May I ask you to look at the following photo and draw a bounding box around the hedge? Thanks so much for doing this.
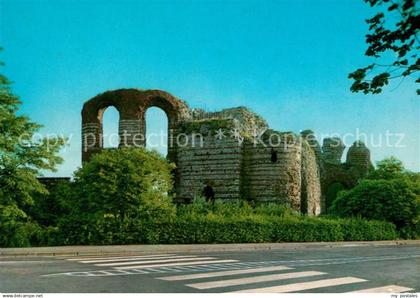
[55,215,398,246]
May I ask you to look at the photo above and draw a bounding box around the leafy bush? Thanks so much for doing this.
[338,217,398,241]
[68,148,176,222]
[0,204,43,247]
[56,207,398,246]
[45,148,176,246]
[27,180,73,227]
[253,203,297,218]
[177,199,296,219]
[177,199,254,219]
[329,179,419,238]
[3,152,408,247]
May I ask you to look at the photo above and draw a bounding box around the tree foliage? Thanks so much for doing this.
[349,0,419,94]
[367,156,420,191]
[329,179,419,237]
[69,148,176,222]
[27,180,72,227]
[0,54,66,246]
[330,157,420,238]
[54,148,176,245]
[368,156,406,179]
[0,67,66,208]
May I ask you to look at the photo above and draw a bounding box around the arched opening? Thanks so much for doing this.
[145,107,168,157]
[325,182,346,210]
[102,106,120,148]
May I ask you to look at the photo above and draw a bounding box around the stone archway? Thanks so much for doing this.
[81,89,191,163]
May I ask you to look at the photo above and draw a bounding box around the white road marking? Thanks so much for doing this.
[349,285,414,293]
[67,254,176,261]
[250,255,420,265]
[230,277,367,293]
[159,265,292,281]
[187,271,327,290]
[95,270,117,276]
[0,261,58,264]
[81,255,197,264]
[97,257,217,267]
[115,259,239,269]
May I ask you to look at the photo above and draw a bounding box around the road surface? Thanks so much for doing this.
[0,244,419,293]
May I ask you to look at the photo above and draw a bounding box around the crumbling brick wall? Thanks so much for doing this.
[176,132,243,202]
[300,140,321,215]
[242,131,302,210]
[81,88,372,215]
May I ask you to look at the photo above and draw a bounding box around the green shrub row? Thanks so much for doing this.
[53,215,398,246]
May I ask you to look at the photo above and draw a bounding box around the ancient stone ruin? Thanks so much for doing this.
[81,88,373,214]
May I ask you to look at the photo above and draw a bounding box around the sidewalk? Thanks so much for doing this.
[1,240,419,256]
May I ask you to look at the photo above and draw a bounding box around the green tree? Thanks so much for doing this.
[70,148,176,222]
[57,148,176,245]
[367,157,420,192]
[27,180,73,227]
[0,55,66,246]
[329,179,419,238]
[349,0,419,95]
[0,204,33,247]
[368,156,406,179]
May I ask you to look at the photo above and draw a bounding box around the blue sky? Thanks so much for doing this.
[0,0,419,176]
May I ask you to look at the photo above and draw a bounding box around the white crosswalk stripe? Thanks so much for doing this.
[187,271,327,290]
[67,254,176,261]
[66,254,238,271]
[115,259,239,270]
[158,265,292,281]
[156,264,405,293]
[349,285,414,293]
[96,256,214,267]
[230,277,367,293]
[78,255,188,263]
[61,254,415,293]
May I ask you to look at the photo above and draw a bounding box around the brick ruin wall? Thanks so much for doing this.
[242,136,302,209]
[176,126,321,215]
[81,89,372,215]
[176,134,243,201]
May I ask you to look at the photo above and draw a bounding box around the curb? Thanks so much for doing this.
[1,240,419,257]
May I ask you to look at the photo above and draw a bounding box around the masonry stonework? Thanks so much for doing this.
[81,89,372,214]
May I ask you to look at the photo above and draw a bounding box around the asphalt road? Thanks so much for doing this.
[0,244,419,293]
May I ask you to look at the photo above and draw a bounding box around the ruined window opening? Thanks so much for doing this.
[102,106,120,148]
[271,149,278,163]
[203,185,215,203]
